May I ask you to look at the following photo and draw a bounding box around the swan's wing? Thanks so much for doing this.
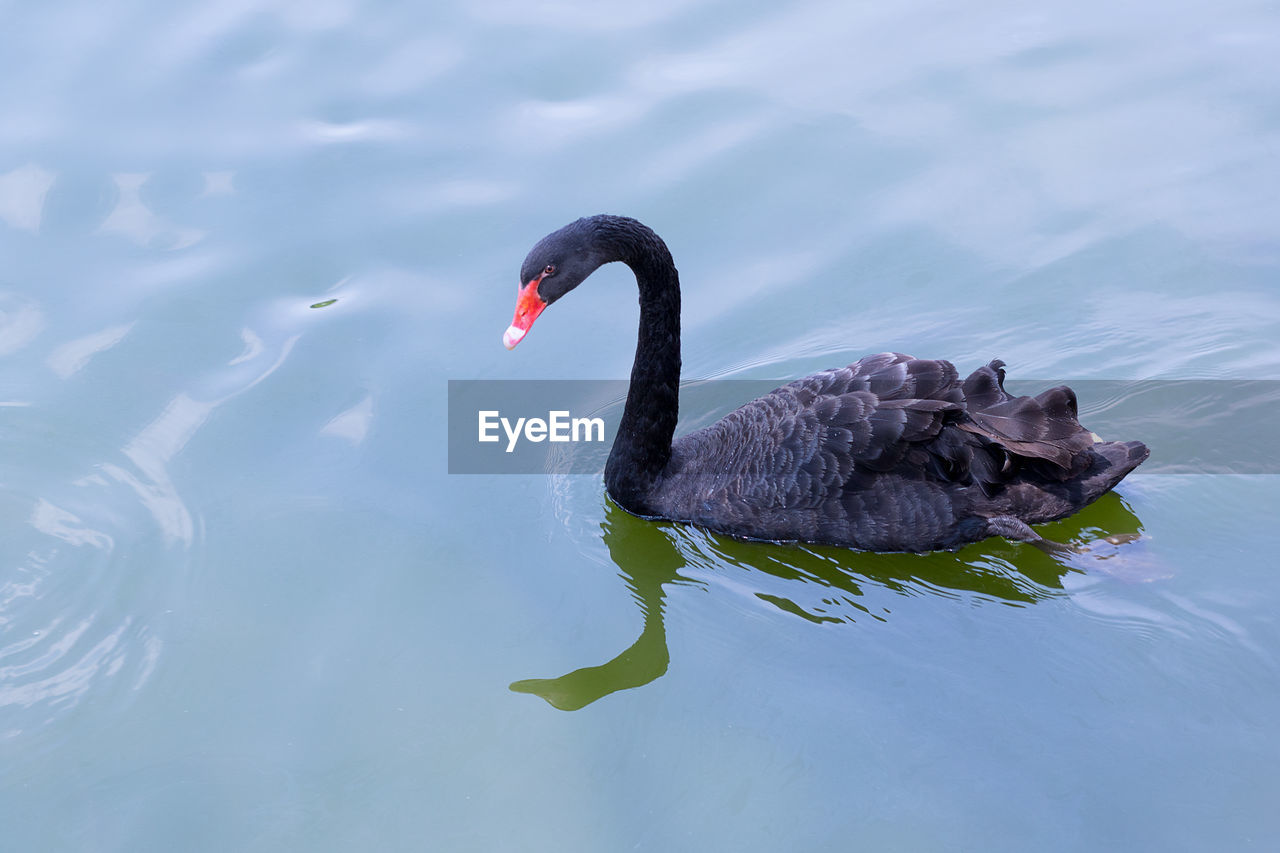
[957,360,1096,471]
[673,353,966,508]
[811,354,1097,476]
[672,353,1098,510]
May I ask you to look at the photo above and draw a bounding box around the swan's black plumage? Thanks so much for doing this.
[508,214,1148,552]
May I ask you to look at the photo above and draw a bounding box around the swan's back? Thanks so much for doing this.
[652,352,1148,551]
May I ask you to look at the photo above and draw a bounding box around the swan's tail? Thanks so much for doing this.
[1078,439,1150,503]
[955,361,1149,506]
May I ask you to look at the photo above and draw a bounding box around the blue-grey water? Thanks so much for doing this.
[3,1,1279,850]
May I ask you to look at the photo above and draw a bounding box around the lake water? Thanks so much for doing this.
[3,1,1279,850]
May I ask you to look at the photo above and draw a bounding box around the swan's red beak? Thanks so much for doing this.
[503,276,548,349]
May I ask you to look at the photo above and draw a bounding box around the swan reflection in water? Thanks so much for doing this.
[511,494,1151,711]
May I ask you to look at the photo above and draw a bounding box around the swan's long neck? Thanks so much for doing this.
[602,222,681,513]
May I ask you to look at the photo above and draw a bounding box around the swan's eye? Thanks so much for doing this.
[542,264,556,277]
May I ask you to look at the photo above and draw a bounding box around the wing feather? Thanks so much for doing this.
[671,353,1100,513]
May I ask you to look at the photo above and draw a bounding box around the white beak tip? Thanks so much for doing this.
[503,325,526,350]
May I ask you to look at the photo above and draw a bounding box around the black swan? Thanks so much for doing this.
[503,215,1148,553]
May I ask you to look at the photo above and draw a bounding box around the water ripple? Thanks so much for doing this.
[0,277,315,735]
[0,458,183,730]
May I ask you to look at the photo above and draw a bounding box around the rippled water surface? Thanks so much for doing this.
[3,1,1279,849]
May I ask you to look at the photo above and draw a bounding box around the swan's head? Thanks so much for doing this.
[504,217,612,349]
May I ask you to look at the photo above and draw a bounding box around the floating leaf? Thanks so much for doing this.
[310,298,338,309]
